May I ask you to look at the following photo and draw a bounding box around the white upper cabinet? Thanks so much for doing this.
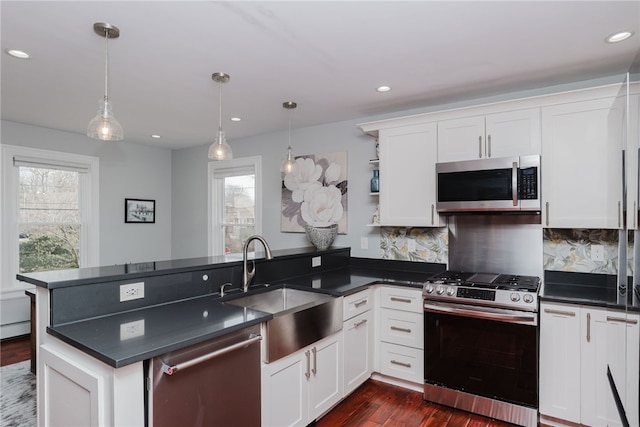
[437,108,541,162]
[378,123,444,227]
[541,96,623,228]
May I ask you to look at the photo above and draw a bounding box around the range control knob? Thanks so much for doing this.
[510,293,521,302]
[446,286,456,296]
[436,285,445,295]
[424,284,434,294]
[523,294,534,304]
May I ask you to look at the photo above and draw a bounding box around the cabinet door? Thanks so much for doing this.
[262,350,308,427]
[581,308,639,427]
[626,93,639,230]
[378,123,443,226]
[542,97,623,228]
[343,310,373,396]
[539,303,581,423]
[309,333,343,421]
[437,115,486,162]
[485,108,541,158]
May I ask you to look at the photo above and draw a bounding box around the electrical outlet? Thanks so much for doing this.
[312,256,321,268]
[361,237,369,250]
[120,319,145,340]
[120,282,144,302]
[591,244,605,261]
[407,239,416,252]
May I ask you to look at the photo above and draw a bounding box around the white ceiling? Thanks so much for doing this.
[1,1,639,150]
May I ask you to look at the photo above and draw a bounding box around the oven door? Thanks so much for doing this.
[423,301,538,408]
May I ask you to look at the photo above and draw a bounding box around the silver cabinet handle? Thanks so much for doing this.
[390,360,411,368]
[487,134,492,158]
[305,350,311,379]
[162,334,261,375]
[512,161,518,206]
[478,136,483,158]
[431,204,435,225]
[390,326,411,333]
[354,299,368,308]
[545,202,550,226]
[634,201,637,229]
[607,316,638,325]
[390,297,412,304]
[618,201,622,228]
[587,312,591,343]
[354,319,368,328]
[311,347,317,376]
[544,308,576,317]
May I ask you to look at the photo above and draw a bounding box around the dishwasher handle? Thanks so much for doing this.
[162,333,262,376]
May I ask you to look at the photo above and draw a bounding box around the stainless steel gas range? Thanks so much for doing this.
[422,270,541,427]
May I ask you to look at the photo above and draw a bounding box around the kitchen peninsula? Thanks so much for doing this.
[18,247,445,426]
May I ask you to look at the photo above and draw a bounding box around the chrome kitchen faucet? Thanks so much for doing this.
[242,235,273,292]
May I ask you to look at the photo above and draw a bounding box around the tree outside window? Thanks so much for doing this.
[18,167,80,273]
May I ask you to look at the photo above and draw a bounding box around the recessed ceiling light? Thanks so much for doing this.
[376,86,391,93]
[230,117,241,122]
[151,134,161,139]
[606,31,634,43]
[5,49,31,59]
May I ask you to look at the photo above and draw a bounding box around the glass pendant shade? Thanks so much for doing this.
[87,97,124,141]
[282,145,295,174]
[208,129,233,160]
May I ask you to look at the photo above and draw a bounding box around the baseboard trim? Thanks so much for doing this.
[0,322,30,340]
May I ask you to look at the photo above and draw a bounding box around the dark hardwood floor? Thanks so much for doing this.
[316,379,515,427]
[1,336,515,426]
[1,334,30,366]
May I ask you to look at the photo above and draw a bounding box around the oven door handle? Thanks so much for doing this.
[424,302,537,325]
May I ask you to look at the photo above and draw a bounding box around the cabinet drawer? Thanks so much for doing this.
[379,341,423,384]
[343,289,372,321]
[380,308,423,349]
[379,286,422,313]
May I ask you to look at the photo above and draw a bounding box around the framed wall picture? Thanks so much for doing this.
[125,198,155,223]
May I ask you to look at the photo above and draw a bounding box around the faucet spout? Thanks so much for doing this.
[242,235,273,292]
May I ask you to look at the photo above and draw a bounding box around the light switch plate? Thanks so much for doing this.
[361,237,368,250]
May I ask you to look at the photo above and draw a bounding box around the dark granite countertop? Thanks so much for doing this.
[46,262,445,368]
[540,270,640,313]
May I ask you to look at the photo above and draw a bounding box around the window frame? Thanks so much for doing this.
[207,156,262,256]
[1,145,100,292]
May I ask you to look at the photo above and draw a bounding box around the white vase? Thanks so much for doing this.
[305,224,338,250]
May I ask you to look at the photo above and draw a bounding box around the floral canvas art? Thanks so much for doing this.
[281,151,348,233]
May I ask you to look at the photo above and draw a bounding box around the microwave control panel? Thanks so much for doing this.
[518,167,538,199]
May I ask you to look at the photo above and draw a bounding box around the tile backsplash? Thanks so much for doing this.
[380,227,448,263]
[543,229,622,274]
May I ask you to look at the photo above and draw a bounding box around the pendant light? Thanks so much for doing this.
[281,101,297,174]
[87,22,124,141]
[208,72,233,160]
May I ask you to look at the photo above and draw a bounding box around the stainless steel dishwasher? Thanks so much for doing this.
[147,324,262,426]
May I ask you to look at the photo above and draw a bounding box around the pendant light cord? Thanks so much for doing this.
[103,29,109,100]
[218,80,223,133]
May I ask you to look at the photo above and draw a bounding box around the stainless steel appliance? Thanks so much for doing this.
[147,325,262,427]
[423,270,540,427]
[436,155,540,213]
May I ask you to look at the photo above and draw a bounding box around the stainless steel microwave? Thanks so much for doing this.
[436,155,541,213]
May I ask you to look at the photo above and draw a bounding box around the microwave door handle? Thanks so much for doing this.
[512,161,518,206]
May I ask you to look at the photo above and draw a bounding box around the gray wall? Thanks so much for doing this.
[171,118,383,259]
[1,120,173,265]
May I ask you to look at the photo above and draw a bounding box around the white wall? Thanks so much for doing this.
[1,120,173,265]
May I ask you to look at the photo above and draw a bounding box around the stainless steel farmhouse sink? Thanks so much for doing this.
[225,287,343,362]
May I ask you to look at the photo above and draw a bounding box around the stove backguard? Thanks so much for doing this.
[448,214,543,279]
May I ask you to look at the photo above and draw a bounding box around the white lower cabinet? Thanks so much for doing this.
[343,289,374,395]
[376,286,424,385]
[540,302,639,426]
[261,332,343,427]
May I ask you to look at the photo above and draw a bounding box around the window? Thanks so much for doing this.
[208,156,262,256]
[1,145,99,290]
